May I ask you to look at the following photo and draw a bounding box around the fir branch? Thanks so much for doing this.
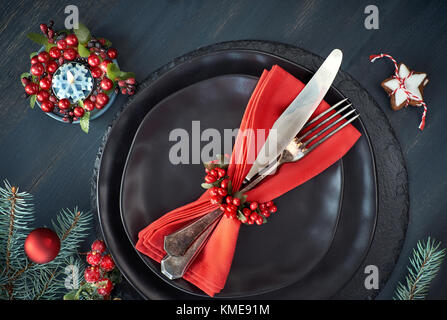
[394,237,445,300]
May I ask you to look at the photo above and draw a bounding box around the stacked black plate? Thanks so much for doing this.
[94,41,408,299]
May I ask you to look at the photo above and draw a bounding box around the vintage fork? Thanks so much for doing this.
[161,98,359,279]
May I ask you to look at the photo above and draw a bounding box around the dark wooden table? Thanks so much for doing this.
[1,0,446,299]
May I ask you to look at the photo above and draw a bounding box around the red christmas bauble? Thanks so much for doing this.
[24,228,60,264]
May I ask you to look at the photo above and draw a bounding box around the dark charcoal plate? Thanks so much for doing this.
[120,74,346,297]
[97,45,381,299]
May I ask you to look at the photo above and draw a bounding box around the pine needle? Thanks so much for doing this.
[394,237,445,300]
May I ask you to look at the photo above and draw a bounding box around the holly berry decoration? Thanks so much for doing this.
[201,155,278,225]
[82,239,119,298]
[22,20,137,133]
[24,227,61,264]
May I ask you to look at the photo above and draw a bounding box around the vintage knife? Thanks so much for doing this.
[161,49,343,280]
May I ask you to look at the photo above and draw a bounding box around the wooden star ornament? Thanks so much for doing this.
[381,63,429,111]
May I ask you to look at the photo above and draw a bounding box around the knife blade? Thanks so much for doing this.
[244,49,343,182]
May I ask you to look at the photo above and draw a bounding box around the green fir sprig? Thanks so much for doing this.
[394,237,445,300]
[0,180,92,300]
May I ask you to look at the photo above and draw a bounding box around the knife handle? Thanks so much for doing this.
[164,208,224,256]
[161,217,220,280]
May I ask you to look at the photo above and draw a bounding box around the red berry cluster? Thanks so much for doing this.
[22,20,137,124]
[83,239,116,297]
[202,159,278,225]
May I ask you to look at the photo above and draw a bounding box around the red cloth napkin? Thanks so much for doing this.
[136,65,361,296]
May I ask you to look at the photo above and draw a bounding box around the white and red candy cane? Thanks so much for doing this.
[370,53,428,130]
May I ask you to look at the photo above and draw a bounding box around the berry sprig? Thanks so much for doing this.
[22,21,137,133]
[201,155,278,225]
[64,239,121,300]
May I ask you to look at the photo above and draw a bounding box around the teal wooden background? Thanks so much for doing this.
[1,0,446,299]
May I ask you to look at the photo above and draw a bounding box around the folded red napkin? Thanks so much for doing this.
[136,65,361,296]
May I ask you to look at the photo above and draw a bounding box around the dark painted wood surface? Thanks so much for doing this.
[0,0,446,299]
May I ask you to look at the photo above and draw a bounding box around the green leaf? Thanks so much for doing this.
[106,63,135,81]
[29,52,38,59]
[80,111,90,134]
[26,32,48,45]
[63,290,78,300]
[237,210,247,223]
[73,22,91,45]
[77,43,90,57]
[262,216,267,224]
[29,95,36,109]
[201,183,214,190]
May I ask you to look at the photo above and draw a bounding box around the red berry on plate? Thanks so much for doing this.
[46,60,58,74]
[65,34,78,46]
[259,203,266,211]
[63,48,77,61]
[97,278,113,296]
[210,195,223,204]
[87,54,101,67]
[37,51,50,64]
[249,202,258,211]
[100,78,113,91]
[84,266,100,283]
[36,90,50,102]
[40,101,54,112]
[225,196,233,204]
[107,48,118,59]
[247,219,254,225]
[268,205,277,213]
[204,174,217,184]
[217,168,226,178]
[57,39,67,50]
[91,239,107,253]
[209,169,218,177]
[99,60,112,73]
[91,66,103,78]
[30,56,39,65]
[265,201,274,207]
[219,204,227,212]
[58,98,70,110]
[250,212,259,221]
[232,198,241,206]
[262,210,271,218]
[24,83,39,95]
[49,47,61,59]
[86,250,101,266]
[209,187,219,197]
[30,62,44,76]
[39,77,52,90]
[98,38,106,46]
[73,106,85,118]
[242,208,251,216]
[96,92,109,106]
[83,99,95,111]
[220,179,229,189]
[100,254,115,272]
[218,187,228,197]
[255,217,264,225]
[96,103,104,109]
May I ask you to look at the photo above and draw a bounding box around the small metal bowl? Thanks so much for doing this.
[35,46,118,124]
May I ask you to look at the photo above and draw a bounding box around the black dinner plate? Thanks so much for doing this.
[97,47,377,299]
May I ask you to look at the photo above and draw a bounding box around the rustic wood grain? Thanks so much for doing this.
[0,0,446,299]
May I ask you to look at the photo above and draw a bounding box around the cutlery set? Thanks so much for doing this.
[160,49,361,280]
